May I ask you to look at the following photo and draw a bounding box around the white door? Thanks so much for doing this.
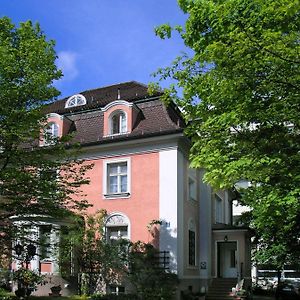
[218,242,238,278]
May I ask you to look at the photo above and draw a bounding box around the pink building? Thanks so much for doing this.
[12,81,251,298]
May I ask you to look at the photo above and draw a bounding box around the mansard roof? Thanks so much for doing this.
[45,81,185,146]
[45,81,161,115]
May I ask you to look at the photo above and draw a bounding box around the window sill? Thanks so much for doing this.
[188,197,198,203]
[103,132,129,138]
[187,265,198,270]
[104,192,130,199]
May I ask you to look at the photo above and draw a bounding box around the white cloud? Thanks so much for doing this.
[56,51,79,82]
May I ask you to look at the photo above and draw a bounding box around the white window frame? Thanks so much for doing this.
[109,110,127,135]
[109,285,125,295]
[65,94,86,108]
[105,213,131,243]
[103,158,131,198]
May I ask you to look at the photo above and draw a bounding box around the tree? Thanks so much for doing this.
[62,210,129,296]
[154,0,300,272]
[0,17,91,257]
[61,211,178,299]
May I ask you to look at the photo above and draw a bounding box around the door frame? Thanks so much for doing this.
[216,240,239,278]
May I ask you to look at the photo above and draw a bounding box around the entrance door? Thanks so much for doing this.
[218,241,238,278]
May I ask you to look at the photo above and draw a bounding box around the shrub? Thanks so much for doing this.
[0,287,13,300]
[90,294,138,300]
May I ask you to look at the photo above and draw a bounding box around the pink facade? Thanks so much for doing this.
[83,152,160,243]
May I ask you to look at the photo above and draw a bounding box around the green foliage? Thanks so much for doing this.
[90,294,138,300]
[0,17,92,262]
[62,213,178,298]
[155,0,300,270]
[0,288,12,300]
[61,210,130,295]
[127,241,178,300]
[13,268,44,287]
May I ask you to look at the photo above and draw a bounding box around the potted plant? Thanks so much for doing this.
[13,268,44,299]
[50,285,62,296]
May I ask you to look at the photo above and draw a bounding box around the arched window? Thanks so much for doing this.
[188,219,196,266]
[44,122,59,145]
[110,111,127,135]
[105,214,129,244]
[65,94,86,108]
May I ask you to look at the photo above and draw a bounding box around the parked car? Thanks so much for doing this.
[275,282,300,300]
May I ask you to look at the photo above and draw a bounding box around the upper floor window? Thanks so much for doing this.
[107,162,127,194]
[103,158,130,198]
[110,111,127,135]
[215,195,224,224]
[188,177,196,201]
[44,122,59,145]
[65,94,86,108]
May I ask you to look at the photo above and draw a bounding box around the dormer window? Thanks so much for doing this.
[65,94,86,108]
[44,122,59,145]
[110,111,127,135]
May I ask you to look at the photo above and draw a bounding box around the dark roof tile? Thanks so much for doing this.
[45,81,184,146]
[44,81,162,115]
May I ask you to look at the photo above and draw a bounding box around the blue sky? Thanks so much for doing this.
[1,0,187,99]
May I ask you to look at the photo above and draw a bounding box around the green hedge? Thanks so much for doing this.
[90,294,139,300]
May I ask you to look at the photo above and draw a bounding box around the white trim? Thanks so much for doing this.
[46,113,63,120]
[75,132,185,158]
[215,239,239,278]
[65,94,87,108]
[102,100,133,112]
[159,149,178,273]
[103,157,131,199]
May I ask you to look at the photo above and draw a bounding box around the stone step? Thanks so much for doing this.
[206,278,236,300]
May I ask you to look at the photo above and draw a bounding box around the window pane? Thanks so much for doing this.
[52,124,59,137]
[40,225,51,259]
[112,115,120,134]
[109,164,118,175]
[189,178,196,201]
[120,164,127,173]
[120,175,127,192]
[215,196,223,223]
[189,230,196,266]
[109,176,118,193]
[106,161,128,194]
[120,113,126,133]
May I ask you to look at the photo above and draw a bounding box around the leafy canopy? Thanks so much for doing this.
[0,17,91,247]
[155,0,300,269]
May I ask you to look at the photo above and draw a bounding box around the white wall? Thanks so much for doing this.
[159,149,178,273]
[199,170,213,279]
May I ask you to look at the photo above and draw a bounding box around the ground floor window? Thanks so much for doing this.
[188,219,196,266]
[105,214,129,244]
[109,285,125,295]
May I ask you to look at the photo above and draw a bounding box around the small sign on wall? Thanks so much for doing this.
[200,261,207,269]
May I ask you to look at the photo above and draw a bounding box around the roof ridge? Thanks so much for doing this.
[78,80,147,95]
